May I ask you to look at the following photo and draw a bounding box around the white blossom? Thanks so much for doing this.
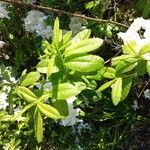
[144,89,150,99]
[77,122,92,134]
[24,10,53,39]
[14,107,25,122]
[0,2,10,19]
[60,96,82,126]
[118,17,150,60]
[0,41,5,48]
[69,17,87,35]
[0,92,8,110]
[132,100,139,111]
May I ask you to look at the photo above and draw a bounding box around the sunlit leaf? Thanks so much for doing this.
[111,78,122,105]
[21,72,40,86]
[53,100,68,117]
[50,82,86,100]
[147,60,150,76]
[64,38,103,56]
[96,79,115,93]
[65,55,104,72]
[139,43,150,55]
[71,29,91,44]
[38,102,61,119]
[121,77,132,100]
[34,108,43,143]
[36,59,58,74]
[16,86,38,102]
[100,67,116,79]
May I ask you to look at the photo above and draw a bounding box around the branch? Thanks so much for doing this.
[1,0,129,28]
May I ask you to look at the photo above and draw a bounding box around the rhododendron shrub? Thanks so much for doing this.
[0,0,150,149]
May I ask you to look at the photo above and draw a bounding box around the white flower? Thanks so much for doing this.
[60,96,82,126]
[24,10,45,32]
[118,17,150,60]
[77,122,92,134]
[0,2,10,19]
[14,107,25,122]
[69,17,87,35]
[0,92,8,110]
[0,41,5,48]
[24,10,53,39]
[144,89,150,99]
[132,100,139,111]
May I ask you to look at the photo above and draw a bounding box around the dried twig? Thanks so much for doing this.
[1,0,129,28]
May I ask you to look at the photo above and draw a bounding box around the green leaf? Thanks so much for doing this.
[142,0,150,18]
[38,102,61,119]
[115,59,138,75]
[16,86,38,102]
[53,17,61,48]
[100,67,116,79]
[64,38,103,56]
[112,55,133,66]
[111,78,122,105]
[21,72,40,86]
[86,71,103,81]
[53,100,68,117]
[135,60,147,76]
[47,56,55,78]
[121,77,132,100]
[50,82,86,100]
[139,43,150,55]
[62,31,72,44]
[34,108,43,143]
[96,79,115,93]
[65,55,104,72]
[85,1,94,9]
[71,29,91,44]
[122,41,138,55]
[147,60,150,76]
[36,59,59,74]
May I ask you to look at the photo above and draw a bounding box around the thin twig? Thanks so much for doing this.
[1,0,129,28]
[138,78,150,99]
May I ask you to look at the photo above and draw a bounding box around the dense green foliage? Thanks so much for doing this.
[0,0,150,149]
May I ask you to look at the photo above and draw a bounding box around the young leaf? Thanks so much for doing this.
[50,82,86,100]
[147,60,150,76]
[121,77,132,100]
[139,43,150,55]
[53,17,61,48]
[34,108,43,143]
[47,55,55,79]
[53,100,68,117]
[135,60,147,76]
[115,59,137,75]
[62,31,72,44]
[100,67,116,79]
[64,55,104,72]
[38,102,61,119]
[21,72,40,86]
[122,41,138,55]
[96,79,115,93]
[111,78,122,106]
[16,86,38,102]
[64,38,103,56]
[111,55,133,66]
[36,59,59,74]
[71,29,91,44]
